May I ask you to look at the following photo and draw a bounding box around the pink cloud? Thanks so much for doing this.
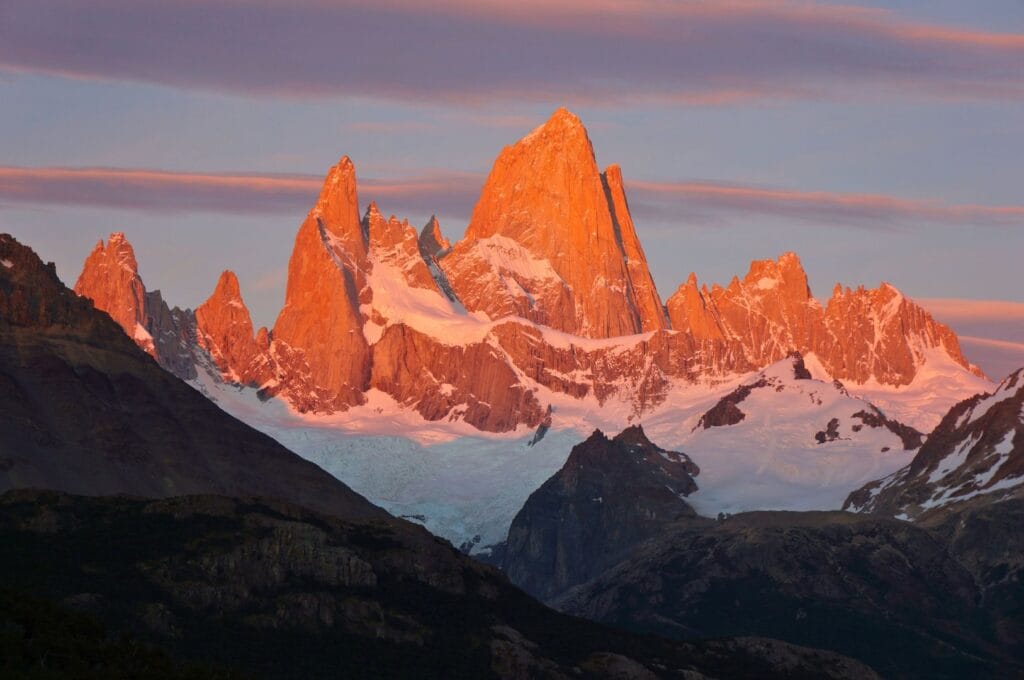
[0,165,480,218]
[914,298,1024,379]
[915,298,1024,322]
[961,336,1024,352]
[3,165,1024,233]
[1,0,1022,103]
[627,180,1024,228]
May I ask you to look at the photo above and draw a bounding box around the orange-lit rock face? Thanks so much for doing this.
[666,274,725,342]
[74,233,150,351]
[666,253,979,387]
[709,252,820,366]
[441,108,665,338]
[271,157,370,410]
[74,232,197,379]
[194,270,268,386]
[601,164,667,333]
[69,111,983,434]
[819,282,974,385]
[365,204,438,292]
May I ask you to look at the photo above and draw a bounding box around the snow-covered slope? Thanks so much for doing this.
[817,347,992,432]
[64,108,997,553]
[640,355,924,518]
[846,367,1024,520]
[192,353,936,552]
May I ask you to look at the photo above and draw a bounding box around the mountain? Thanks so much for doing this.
[72,112,983,437]
[492,425,701,601]
[4,233,887,678]
[490,374,925,602]
[552,510,1015,680]
[692,353,921,450]
[0,232,381,521]
[194,269,272,386]
[441,108,667,338]
[74,232,198,380]
[845,367,1024,519]
[270,156,372,411]
[490,422,1018,677]
[666,255,982,388]
[0,490,877,680]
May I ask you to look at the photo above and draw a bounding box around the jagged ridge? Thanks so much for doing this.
[70,109,983,433]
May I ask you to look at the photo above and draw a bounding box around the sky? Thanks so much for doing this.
[1,0,1023,377]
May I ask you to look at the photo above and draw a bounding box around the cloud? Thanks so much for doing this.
[627,181,1024,229]
[961,336,1024,352]
[914,298,1024,379]
[0,165,481,221]
[958,336,1024,382]
[913,298,1024,322]
[4,165,1024,233]
[2,1,1023,104]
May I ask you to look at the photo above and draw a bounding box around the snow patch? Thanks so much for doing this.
[133,323,153,343]
[971,430,1016,488]
[842,347,992,431]
[928,434,980,484]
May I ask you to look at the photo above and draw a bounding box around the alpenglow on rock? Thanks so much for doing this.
[71,109,984,434]
[74,233,197,379]
[440,107,667,338]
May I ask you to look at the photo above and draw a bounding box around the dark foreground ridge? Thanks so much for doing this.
[495,421,1024,679]
[0,232,382,521]
[0,490,876,679]
[0,233,878,677]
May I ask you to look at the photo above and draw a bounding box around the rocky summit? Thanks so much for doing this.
[73,110,982,435]
[492,425,702,601]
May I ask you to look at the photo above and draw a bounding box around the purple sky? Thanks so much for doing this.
[1,0,1022,377]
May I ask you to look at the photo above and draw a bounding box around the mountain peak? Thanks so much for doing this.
[195,269,266,386]
[95,231,139,274]
[510,106,593,163]
[419,215,450,258]
[739,252,811,304]
[213,269,242,300]
[74,232,148,341]
[313,156,363,246]
[533,106,585,135]
[449,109,663,338]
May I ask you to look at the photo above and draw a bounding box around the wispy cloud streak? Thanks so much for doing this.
[1,1,1023,103]
[916,298,1024,322]
[0,166,480,219]
[628,181,1024,229]
[3,166,1024,231]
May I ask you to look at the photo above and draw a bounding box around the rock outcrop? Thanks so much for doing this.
[74,233,197,379]
[441,108,667,338]
[194,270,270,386]
[270,157,371,410]
[666,254,981,387]
[494,426,701,601]
[0,490,878,680]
